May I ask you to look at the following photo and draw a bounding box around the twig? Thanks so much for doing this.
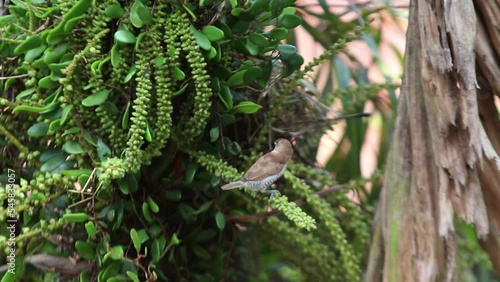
[226,185,348,222]
[0,74,29,80]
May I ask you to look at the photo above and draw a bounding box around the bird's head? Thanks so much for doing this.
[273,138,293,155]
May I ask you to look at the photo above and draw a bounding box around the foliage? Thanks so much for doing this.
[0,0,398,281]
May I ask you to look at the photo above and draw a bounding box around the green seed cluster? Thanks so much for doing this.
[284,171,361,281]
[124,33,154,172]
[0,172,73,221]
[290,161,372,254]
[262,218,340,280]
[268,194,317,231]
[98,157,126,186]
[190,150,243,181]
[143,2,175,159]
[175,9,213,144]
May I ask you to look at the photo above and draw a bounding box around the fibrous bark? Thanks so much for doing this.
[365,0,500,281]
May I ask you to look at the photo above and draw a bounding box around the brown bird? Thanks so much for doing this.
[221,139,293,199]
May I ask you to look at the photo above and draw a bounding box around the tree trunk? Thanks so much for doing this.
[365,0,500,281]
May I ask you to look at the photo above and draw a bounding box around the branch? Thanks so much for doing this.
[226,185,348,222]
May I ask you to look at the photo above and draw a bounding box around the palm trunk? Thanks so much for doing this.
[365,0,500,281]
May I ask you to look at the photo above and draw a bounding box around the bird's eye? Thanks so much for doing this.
[274,140,279,146]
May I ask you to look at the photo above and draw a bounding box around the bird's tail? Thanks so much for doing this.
[221,181,244,190]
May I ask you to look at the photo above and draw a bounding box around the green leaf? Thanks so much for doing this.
[136,1,152,25]
[278,44,297,55]
[129,2,143,28]
[103,245,124,262]
[126,271,140,282]
[233,101,262,114]
[191,244,210,260]
[210,127,219,142]
[249,0,269,15]
[63,213,89,223]
[281,6,296,15]
[202,25,225,41]
[40,149,64,162]
[1,268,16,282]
[14,35,41,55]
[123,65,137,83]
[226,70,246,87]
[190,25,211,51]
[122,101,131,129]
[243,66,263,84]
[215,211,226,230]
[0,15,14,26]
[85,221,97,237]
[60,104,73,125]
[173,67,186,80]
[27,122,49,137]
[38,76,60,89]
[218,86,233,110]
[249,33,269,47]
[130,228,141,253]
[170,233,180,246]
[40,152,67,172]
[282,53,304,75]
[245,39,259,56]
[16,88,36,100]
[229,0,237,8]
[25,44,46,62]
[181,3,197,20]
[165,190,182,201]
[13,103,58,114]
[78,174,90,187]
[184,162,197,184]
[62,141,85,154]
[267,28,288,40]
[105,4,125,19]
[193,201,213,215]
[114,30,136,44]
[46,23,67,45]
[43,43,69,64]
[154,56,167,67]
[75,241,95,260]
[82,129,97,146]
[280,14,302,29]
[96,138,111,161]
[147,196,159,213]
[111,44,120,68]
[48,119,63,133]
[172,84,189,96]
[151,236,167,263]
[82,90,110,107]
[145,121,153,142]
[142,202,153,222]
[64,0,91,20]
[207,46,217,59]
[135,33,146,51]
[64,14,87,32]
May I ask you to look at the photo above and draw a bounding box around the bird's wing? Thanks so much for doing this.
[243,152,286,181]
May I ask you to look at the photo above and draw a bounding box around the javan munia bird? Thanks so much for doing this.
[221,139,293,199]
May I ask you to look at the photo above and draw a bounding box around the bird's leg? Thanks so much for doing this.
[262,189,280,201]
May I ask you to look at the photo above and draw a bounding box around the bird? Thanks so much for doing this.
[221,138,293,200]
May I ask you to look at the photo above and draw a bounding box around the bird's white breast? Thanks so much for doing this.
[243,165,287,192]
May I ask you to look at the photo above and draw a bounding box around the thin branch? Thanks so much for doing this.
[0,74,29,80]
[226,185,348,222]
